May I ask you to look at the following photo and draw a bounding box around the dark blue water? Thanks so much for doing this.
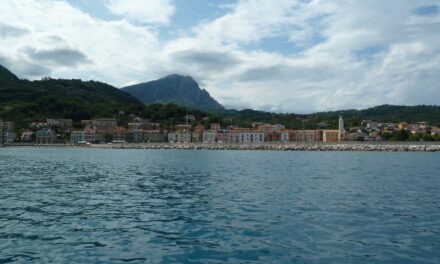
[0,148,439,263]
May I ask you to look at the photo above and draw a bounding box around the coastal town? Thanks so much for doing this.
[1,115,440,146]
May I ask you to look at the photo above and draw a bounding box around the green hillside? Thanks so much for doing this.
[0,66,144,128]
[1,64,440,131]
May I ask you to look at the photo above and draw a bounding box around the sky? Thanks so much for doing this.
[0,0,439,113]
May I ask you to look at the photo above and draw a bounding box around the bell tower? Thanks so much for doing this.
[338,116,344,142]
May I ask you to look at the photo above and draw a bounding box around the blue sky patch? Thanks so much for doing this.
[414,5,439,16]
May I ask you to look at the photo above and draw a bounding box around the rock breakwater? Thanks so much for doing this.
[90,143,440,152]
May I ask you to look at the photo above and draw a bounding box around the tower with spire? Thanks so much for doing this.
[338,116,344,143]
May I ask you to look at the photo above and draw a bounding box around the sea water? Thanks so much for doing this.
[0,148,439,263]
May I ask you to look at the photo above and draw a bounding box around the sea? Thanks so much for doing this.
[0,147,439,263]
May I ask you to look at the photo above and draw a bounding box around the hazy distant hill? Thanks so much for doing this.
[122,74,225,112]
[0,65,143,127]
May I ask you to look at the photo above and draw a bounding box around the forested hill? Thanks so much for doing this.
[1,64,439,130]
[222,105,440,129]
[0,65,143,127]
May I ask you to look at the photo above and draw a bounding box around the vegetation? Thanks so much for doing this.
[223,105,440,129]
[1,65,440,136]
[0,78,144,128]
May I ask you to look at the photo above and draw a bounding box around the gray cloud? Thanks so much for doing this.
[0,23,29,38]
[237,64,335,84]
[172,50,241,72]
[20,63,52,77]
[0,54,51,78]
[25,48,92,67]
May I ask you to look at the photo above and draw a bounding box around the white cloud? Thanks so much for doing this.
[160,0,440,113]
[104,0,175,25]
[0,0,159,85]
[0,0,439,113]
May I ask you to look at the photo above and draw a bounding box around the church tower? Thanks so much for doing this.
[338,116,344,142]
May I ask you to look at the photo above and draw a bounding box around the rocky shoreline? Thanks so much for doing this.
[88,142,440,152]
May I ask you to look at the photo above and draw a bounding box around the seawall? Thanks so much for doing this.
[89,142,440,152]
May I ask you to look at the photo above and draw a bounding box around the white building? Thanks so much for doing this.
[338,116,345,142]
[279,131,289,142]
[203,130,217,143]
[71,131,85,143]
[239,132,265,144]
[168,132,191,143]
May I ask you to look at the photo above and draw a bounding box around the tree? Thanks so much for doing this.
[104,133,113,143]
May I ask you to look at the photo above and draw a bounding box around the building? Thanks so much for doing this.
[338,116,345,142]
[143,130,167,143]
[349,131,368,141]
[168,132,191,143]
[113,127,127,142]
[20,131,34,142]
[257,123,285,133]
[175,124,191,133]
[211,123,221,131]
[289,130,320,142]
[398,122,409,130]
[128,122,161,130]
[93,118,117,130]
[93,118,117,143]
[83,127,96,143]
[203,130,218,143]
[36,129,56,144]
[238,131,265,144]
[217,129,228,143]
[192,125,204,142]
[227,129,241,143]
[0,121,15,145]
[0,121,14,131]
[1,130,15,145]
[321,130,339,142]
[70,131,85,143]
[58,119,73,130]
[279,131,289,142]
[431,129,440,136]
[265,130,289,142]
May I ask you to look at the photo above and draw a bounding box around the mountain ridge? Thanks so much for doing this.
[122,74,225,112]
[0,64,18,81]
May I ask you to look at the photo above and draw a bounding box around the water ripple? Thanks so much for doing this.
[0,148,439,263]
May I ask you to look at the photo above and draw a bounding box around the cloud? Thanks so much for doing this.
[25,48,91,67]
[165,0,440,113]
[0,23,29,38]
[0,0,439,113]
[104,0,175,25]
[172,50,242,72]
[0,0,159,83]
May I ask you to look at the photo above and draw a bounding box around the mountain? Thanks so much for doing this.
[122,74,225,112]
[0,65,144,127]
[0,65,18,81]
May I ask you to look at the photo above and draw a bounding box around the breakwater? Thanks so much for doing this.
[90,142,440,152]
